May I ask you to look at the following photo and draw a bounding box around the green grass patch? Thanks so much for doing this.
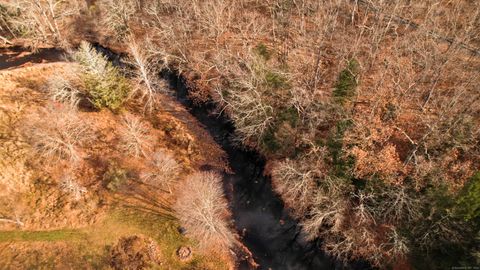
[0,229,86,242]
[100,205,228,269]
[0,204,228,269]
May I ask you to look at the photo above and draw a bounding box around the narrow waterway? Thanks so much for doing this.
[162,71,338,270]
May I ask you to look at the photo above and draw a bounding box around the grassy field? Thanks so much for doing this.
[0,229,86,242]
[0,205,228,269]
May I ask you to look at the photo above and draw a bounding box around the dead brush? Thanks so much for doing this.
[140,150,179,193]
[26,104,92,163]
[2,0,84,49]
[119,114,153,158]
[47,71,82,108]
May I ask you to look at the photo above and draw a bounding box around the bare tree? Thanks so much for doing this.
[377,186,420,224]
[47,69,82,108]
[3,0,84,48]
[382,227,409,260]
[300,176,350,240]
[271,157,321,217]
[140,150,179,193]
[25,105,92,163]
[174,171,235,251]
[127,39,166,112]
[214,53,276,144]
[352,191,376,226]
[101,0,139,41]
[119,114,153,158]
[414,214,469,253]
[0,217,24,227]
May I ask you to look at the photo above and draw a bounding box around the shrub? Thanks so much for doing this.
[174,171,235,250]
[254,43,271,61]
[73,41,130,111]
[59,175,87,201]
[0,0,84,49]
[333,59,359,104]
[0,4,18,41]
[265,71,290,89]
[455,172,480,221]
[26,105,92,162]
[47,73,82,108]
[119,114,153,158]
[104,163,128,191]
[140,150,179,193]
[101,0,137,41]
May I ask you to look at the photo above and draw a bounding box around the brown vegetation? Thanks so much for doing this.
[118,114,154,158]
[1,0,479,268]
[140,150,179,193]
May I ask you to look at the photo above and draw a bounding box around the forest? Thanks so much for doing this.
[0,0,479,269]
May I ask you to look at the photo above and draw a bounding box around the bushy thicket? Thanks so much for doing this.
[25,105,92,162]
[140,150,179,193]
[118,114,153,157]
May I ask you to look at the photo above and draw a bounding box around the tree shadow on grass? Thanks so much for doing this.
[112,180,175,221]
